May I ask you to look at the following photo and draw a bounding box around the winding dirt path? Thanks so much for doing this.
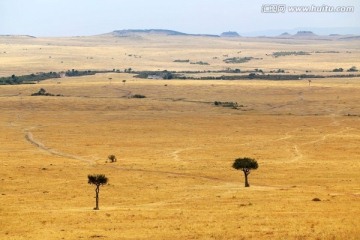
[24,130,95,165]
[170,147,202,161]
[24,130,224,182]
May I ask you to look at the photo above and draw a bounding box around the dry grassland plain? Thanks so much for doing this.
[0,35,360,239]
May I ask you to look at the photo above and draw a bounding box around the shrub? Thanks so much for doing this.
[223,57,253,64]
[131,94,146,98]
[272,51,310,57]
[108,155,117,163]
[31,88,62,96]
[190,61,209,65]
[173,59,190,63]
[248,73,256,79]
[347,66,358,72]
[333,68,344,72]
[214,101,239,109]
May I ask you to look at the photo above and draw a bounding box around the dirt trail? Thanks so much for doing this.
[170,147,202,161]
[284,109,356,163]
[101,85,132,98]
[24,130,224,182]
[24,130,95,165]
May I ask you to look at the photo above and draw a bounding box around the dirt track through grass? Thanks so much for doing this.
[24,130,96,165]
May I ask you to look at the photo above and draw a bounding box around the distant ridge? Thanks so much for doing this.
[273,31,320,39]
[339,35,360,40]
[111,29,219,37]
[293,31,317,37]
[97,29,360,40]
[220,31,240,37]
[0,35,36,38]
[279,32,291,36]
[113,29,187,36]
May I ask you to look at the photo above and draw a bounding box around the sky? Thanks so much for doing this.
[0,0,359,37]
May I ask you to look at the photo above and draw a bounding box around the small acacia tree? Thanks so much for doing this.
[108,154,117,163]
[88,174,108,210]
[232,157,258,187]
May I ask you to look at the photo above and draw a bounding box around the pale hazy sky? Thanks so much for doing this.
[0,0,359,36]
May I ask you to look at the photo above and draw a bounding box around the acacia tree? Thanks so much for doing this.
[108,154,117,163]
[232,158,258,187]
[88,174,108,210]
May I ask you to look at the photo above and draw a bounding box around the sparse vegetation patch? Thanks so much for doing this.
[173,59,190,63]
[272,51,310,57]
[0,69,114,85]
[315,51,339,53]
[190,61,209,65]
[214,101,241,109]
[223,57,253,64]
[332,68,344,72]
[134,70,177,79]
[347,66,358,72]
[130,94,146,98]
[65,69,98,77]
[0,72,59,85]
[31,88,63,96]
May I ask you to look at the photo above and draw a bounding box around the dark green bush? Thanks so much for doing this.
[131,94,146,98]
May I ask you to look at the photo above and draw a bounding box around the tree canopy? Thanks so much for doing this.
[232,157,258,170]
[232,157,258,187]
[88,174,108,186]
[88,174,108,210]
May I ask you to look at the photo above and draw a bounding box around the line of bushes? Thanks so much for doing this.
[332,66,358,72]
[223,57,253,63]
[272,51,311,57]
[133,70,178,79]
[0,69,113,85]
[65,69,98,77]
[0,72,60,85]
[31,88,63,96]
[214,101,241,109]
[133,70,360,80]
[197,74,360,80]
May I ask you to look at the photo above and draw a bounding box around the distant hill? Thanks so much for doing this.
[279,32,291,36]
[110,29,219,37]
[241,27,360,37]
[293,31,317,37]
[112,29,187,36]
[100,29,360,40]
[277,31,319,38]
[339,35,360,40]
[0,35,36,38]
[220,31,240,37]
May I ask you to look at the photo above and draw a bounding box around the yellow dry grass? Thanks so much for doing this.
[1,34,359,76]
[0,35,360,239]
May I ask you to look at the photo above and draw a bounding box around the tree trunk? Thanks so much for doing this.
[94,185,100,210]
[244,171,250,187]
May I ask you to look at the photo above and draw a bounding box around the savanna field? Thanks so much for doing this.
[0,34,360,239]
